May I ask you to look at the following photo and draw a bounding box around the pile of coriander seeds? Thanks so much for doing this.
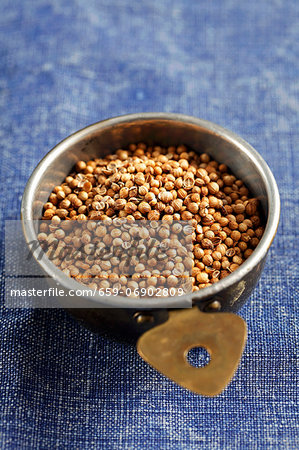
[38,143,264,292]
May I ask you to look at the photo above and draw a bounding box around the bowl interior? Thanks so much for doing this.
[21,114,279,308]
[29,117,269,220]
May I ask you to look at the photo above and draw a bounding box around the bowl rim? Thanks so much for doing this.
[21,112,280,308]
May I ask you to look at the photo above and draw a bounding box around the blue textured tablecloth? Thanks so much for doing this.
[0,0,298,448]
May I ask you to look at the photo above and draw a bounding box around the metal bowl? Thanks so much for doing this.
[21,113,280,395]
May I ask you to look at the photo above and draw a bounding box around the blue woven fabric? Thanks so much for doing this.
[0,0,298,448]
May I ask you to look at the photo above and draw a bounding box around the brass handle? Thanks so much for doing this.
[137,307,247,396]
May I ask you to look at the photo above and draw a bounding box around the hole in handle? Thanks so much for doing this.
[186,346,210,368]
